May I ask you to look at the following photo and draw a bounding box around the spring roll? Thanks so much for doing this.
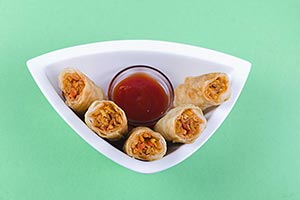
[154,104,207,143]
[58,68,105,115]
[85,100,128,141]
[174,72,231,110]
[123,127,167,161]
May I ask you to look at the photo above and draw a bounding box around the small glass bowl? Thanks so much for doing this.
[108,65,174,127]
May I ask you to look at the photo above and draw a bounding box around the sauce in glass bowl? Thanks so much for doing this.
[108,65,174,127]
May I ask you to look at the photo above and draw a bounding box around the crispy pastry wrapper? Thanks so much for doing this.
[123,127,167,161]
[85,100,128,141]
[58,68,105,116]
[174,72,231,110]
[154,104,207,143]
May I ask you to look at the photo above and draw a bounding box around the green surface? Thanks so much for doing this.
[1,0,299,199]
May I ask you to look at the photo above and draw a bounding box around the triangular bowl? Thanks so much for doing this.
[27,40,251,174]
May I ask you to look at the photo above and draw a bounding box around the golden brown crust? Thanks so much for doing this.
[174,72,231,110]
[85,100,128,141]
[58,68,105,116]
[154,104,207,143]
[123,127,167,161]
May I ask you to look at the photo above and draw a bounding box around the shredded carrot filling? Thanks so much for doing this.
[205,76,228,101]
[175,109,202,139]
[91,103,123,132]
[62,73,85,101]
[131,133,161,156]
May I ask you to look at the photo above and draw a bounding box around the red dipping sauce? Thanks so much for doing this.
[108,66,174,127]
[113,73,167,122]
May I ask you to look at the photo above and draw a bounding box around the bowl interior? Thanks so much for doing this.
[27,40,250,173]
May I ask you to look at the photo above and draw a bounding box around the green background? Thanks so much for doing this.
[1,0,299,199]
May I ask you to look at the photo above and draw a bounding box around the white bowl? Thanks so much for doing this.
[27,40,251,174]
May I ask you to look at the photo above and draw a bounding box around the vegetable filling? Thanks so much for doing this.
[131,133,162,157]
[91,103,123,132]
[175,109,202,139]
[205,76,228,101]
[62,73,85,101]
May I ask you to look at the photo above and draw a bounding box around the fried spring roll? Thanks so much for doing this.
[174,72,231,110]
[123,127,167,161]
[85,100,128,141]
[58,68,105,115]
[154,104,207,143]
